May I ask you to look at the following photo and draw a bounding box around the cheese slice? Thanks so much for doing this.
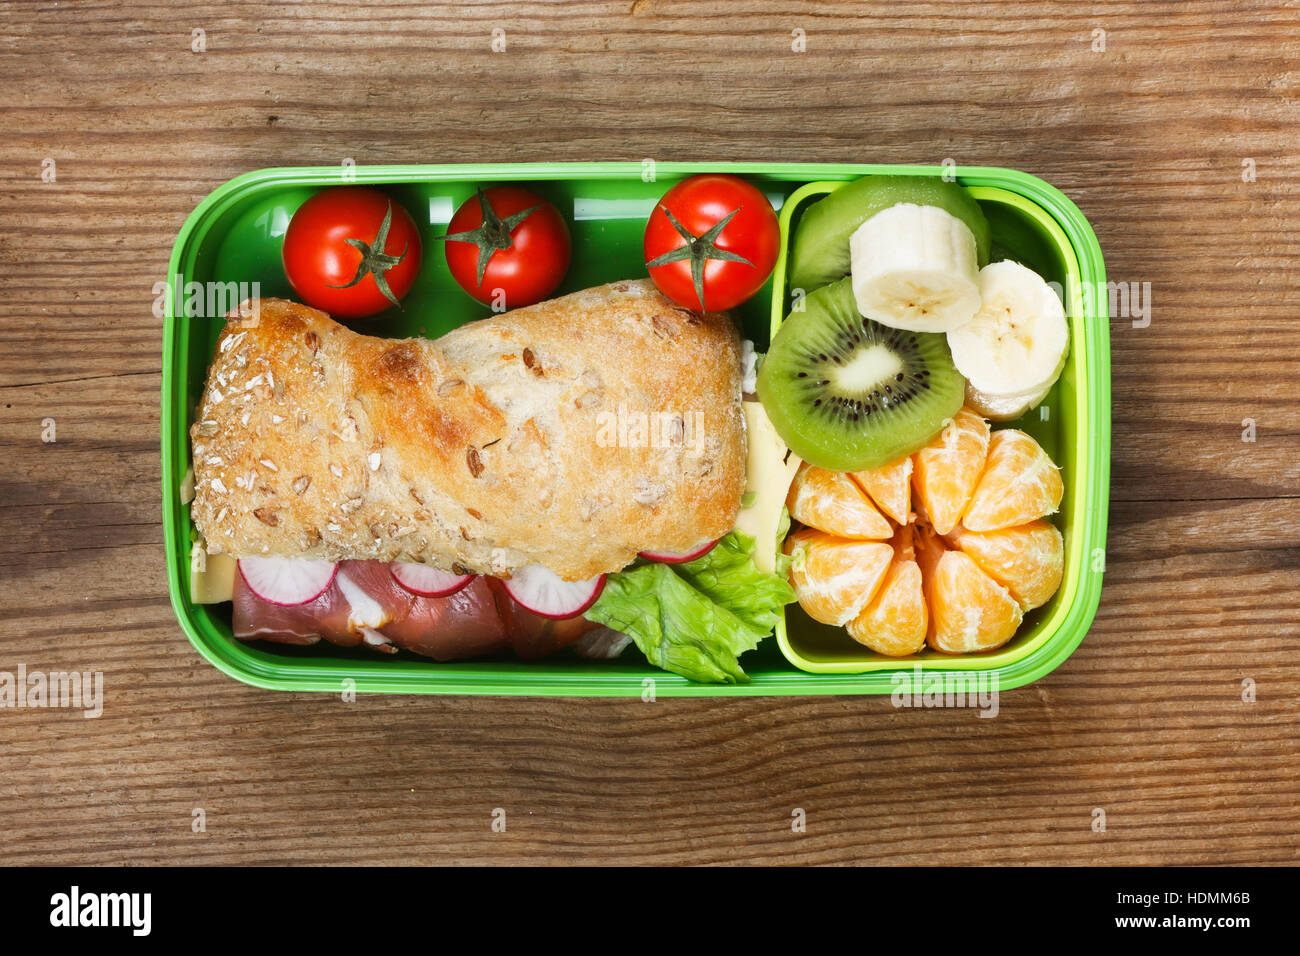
[190,544,237,604]
[735,401,801,574]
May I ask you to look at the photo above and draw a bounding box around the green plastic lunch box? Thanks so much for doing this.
[162,162,1109,696]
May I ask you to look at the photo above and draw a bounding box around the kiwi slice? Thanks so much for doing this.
[788,175,991,294]
[757,277,965,471]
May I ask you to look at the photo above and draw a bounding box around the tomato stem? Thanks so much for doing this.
[325,200,408,309]
[645,204,754,311]
[436,187,542,288]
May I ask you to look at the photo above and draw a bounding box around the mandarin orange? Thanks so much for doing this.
[785,528,894,627]
[945,520,1064,612]
[784,407,1065,657]
[962,428,1063,531]
[850,455,913,526]
[912,408,989,535]
[847,557,927,656]
[923,547,1023,653]
[787,463,892,539]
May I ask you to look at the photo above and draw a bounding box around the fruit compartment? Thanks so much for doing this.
[771,177,1110,686]
[162,162,1108,696]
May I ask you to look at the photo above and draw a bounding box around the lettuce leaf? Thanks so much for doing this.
[774,507,793,580]
[585,531,796,684]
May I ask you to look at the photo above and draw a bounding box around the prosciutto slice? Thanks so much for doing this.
[233,559,604,662]
[232,571,354,647]
[488,579,603,659]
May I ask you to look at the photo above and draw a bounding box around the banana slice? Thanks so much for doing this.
[947,260,1068,417]
[965,377,1055,422]
[848,203,981,332]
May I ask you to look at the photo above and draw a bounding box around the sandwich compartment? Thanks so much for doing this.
[162,162,1109,696]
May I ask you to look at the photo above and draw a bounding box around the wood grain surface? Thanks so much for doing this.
[1,0,1298,866]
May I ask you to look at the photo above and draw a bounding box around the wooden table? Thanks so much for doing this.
[2,0,1296,866]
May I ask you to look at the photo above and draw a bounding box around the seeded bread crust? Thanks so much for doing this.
[189,281,745,580]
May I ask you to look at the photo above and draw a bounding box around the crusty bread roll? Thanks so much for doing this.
[190,281,745,580]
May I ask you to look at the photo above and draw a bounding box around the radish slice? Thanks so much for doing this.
[390,562,473,597]
[502,565,606,620]
[237,556,338,607]
[639,538,720,564]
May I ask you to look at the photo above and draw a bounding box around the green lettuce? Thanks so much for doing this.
[774,507,793,579]
[585,531,796,684]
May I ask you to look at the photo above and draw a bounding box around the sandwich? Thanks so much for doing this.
[187,280,798,682]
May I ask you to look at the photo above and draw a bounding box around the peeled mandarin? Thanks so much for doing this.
[847,558,927,657]
[962,429,1063,531]
[946,520,1064,611]
[850,454,913,525]
[785,528,894,627]
[787,463,892,539]
[911,407,990,535]
[923,548,1023,654]
[782,411,1067,658]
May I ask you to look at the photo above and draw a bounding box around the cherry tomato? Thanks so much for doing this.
[282,187,422,319]
[643,174,780,312]
[438,186,571,309]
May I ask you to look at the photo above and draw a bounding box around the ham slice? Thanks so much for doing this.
[488,579,603,659]
[233,567,353,646]
[381,574,509,660]
[233,559,603,662]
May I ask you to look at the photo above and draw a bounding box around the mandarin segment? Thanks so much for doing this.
[923,548,1023,653]
[785,528,894,627]
[850,454,913,525]
[962,428,1063,531]
[787,463,892,539]
[847,558,927,656]
[911,407,990,535]
[946,520,1064,611]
